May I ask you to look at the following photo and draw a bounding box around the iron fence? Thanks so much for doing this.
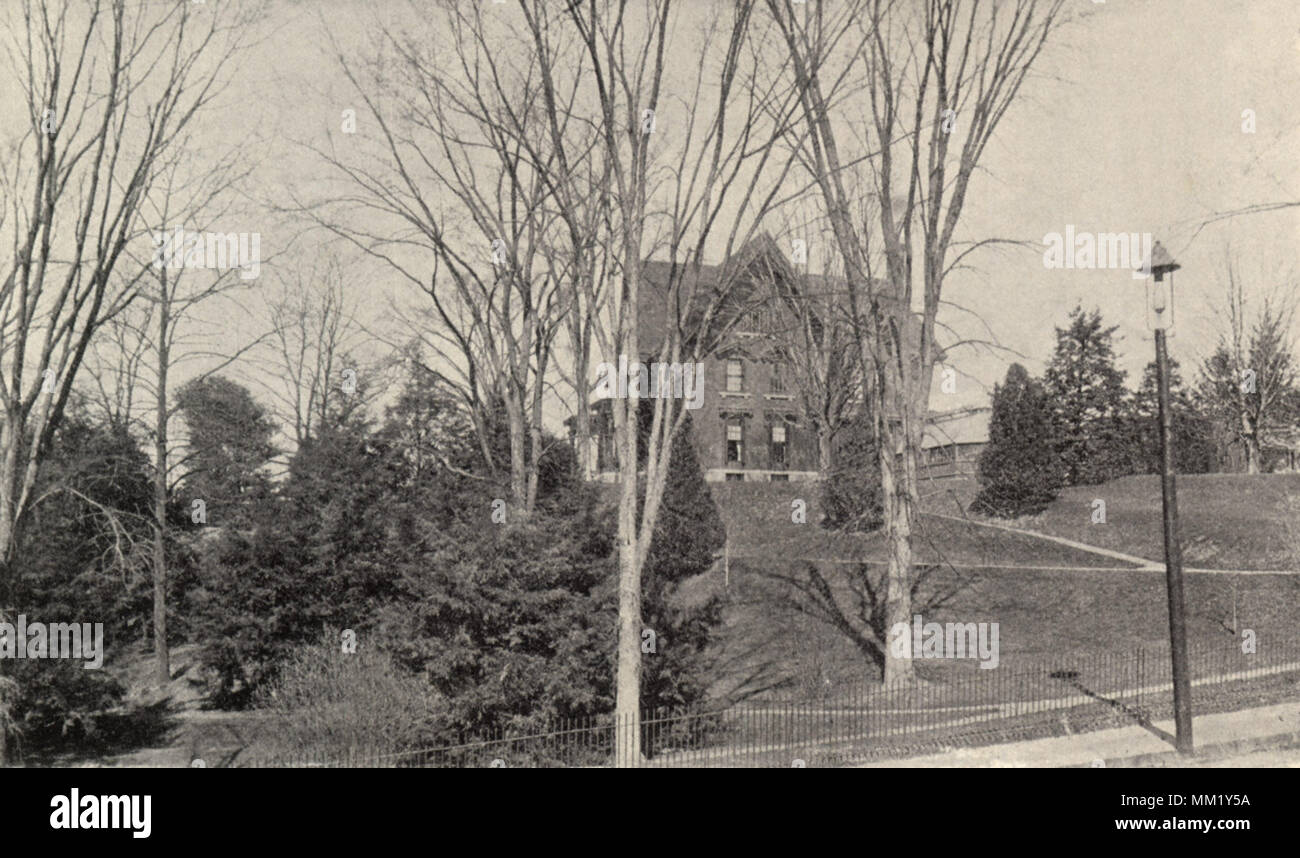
[246,635,1300,768]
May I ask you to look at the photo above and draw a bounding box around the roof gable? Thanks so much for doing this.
[635,233,808,357]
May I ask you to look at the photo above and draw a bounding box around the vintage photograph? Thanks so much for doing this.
[0,0,1297,796]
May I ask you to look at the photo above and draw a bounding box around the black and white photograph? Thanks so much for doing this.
[0,0,1297,840]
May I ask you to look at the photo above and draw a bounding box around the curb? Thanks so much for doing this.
[1074,729,1300,768]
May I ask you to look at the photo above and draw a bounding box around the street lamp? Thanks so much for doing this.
[1137,240,1194,755]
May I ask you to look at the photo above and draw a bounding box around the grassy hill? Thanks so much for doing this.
[1017,474,1300,571]
[709,480,1131,568]
[711,560,1300,698]
[703,475,1300,703]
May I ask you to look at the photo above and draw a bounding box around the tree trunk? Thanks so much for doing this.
[505,392,529,514]
[615,478,642,764]
[527,421,542,512]
[0,412,20,566]
[1245,439,1261,474]
[614,253,643,766]
[574,344,593,481]
[818,425,833,476]
[0,415,17,766]
[153,292,171,688]
[876,293,929,686]
[1243,413,1261,474]
[877,398,917,686]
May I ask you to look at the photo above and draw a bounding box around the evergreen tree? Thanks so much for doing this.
[1197,303,1300,472]
[639,413,725,719]
[4,409,154,755]
[820,409,883,532]
[191,364,621,742]
[176,376,277,527]
[1130,358,1216,475]
[372,412,615,737]
[193,407,399,708]
[376,364,473,484]
[971,364,1062,517]
[1043,305,1131,485]
[22,415,156,642]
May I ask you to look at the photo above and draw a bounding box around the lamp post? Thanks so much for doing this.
[1137,240,1194,754]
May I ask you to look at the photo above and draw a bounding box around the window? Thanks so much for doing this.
[725,472,745,482]
[771,363,786,395]
[726,359,744,393]
[770,423,787,469]
[726,422,744,465]
[770,473,789,482]
[741,306,770,335]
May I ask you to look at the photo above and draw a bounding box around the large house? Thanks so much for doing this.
[582,235,990,483]
[590,235,821,482]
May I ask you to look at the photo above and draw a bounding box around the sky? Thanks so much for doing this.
[941,0,1300,407]
[44,0,1299,433]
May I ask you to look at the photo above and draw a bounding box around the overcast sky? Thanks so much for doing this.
[165,0,1300,424]
[946,0,1300,406]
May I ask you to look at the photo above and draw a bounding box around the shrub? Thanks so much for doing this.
[257,633,445,762]
[1,658,127,758]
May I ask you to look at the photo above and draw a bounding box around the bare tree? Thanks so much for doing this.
[258,252,375,454]
[766,0,1066,682]
[0,0,254,761]
[549,0,807,763]
[299,2,572,516]
[761,207,864,471]
[0,0,245,560]
[84,143,264,688]
[310,0,798,764]
[1198,260,1299,473]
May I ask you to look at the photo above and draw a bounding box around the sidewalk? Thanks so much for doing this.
[857,701,1300,767]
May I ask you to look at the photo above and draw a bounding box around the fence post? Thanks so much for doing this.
[1138,646,1144,721]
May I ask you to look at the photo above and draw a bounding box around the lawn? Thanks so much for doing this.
[711,472,1300,571]
[1019,473,1300,570]
[708,561,1300,704]
[713,480,1141,568]
[704,478,1300,705]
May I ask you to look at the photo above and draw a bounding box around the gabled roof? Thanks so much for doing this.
[634,233,808,355]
